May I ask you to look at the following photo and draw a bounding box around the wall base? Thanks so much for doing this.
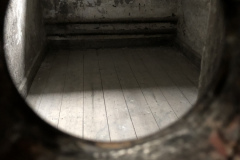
[18,47,47,98]
[174,38,201,70]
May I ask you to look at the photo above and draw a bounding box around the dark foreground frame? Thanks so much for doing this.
[0,0,239,160]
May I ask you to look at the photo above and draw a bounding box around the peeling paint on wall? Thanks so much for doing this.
[42,0,178,23]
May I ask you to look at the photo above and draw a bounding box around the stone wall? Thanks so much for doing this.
[4,0,46,97]
[42,0,178,23]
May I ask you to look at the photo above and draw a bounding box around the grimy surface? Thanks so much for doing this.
[26,47,199,142]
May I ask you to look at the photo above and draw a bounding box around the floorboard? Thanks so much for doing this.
[98,49,137,141]
[139,50,192,117]
[26,54,54,110]
[124,49,178,129]
[58,50,84,137]
[37,51,69,126]
[27,47,199,141]
[150,49,198,105]
[163,48,200,87]
[83,49,110,141]
[112,49,159,138]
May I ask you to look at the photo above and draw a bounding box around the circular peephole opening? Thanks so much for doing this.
[4,0,203,142]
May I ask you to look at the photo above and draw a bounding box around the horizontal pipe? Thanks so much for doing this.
[45,16,178,25]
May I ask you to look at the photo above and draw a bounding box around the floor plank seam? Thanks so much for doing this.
[112,52,138,140]
[138,53,179,119]
[82,52,85,138]
[96,49,112,142]
[170,49,199,87]
[36,54,55,114]
[57,53,70,129]
[124,51,161,130]
[152,53,195,106]
[183,73,199,88]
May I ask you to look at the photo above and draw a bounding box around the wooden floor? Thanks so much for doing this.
[26,47,199,142]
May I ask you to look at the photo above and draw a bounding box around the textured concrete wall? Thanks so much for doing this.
[176,0,225,94]
[198,0,225,96]
[4,0,46,97]
[42,0,178,23]
[177,0,211,56]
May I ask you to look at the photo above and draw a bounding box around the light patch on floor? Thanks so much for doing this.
[27,47,199,142]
